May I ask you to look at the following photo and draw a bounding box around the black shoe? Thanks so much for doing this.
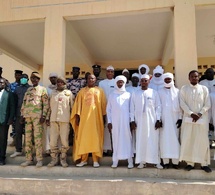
[201,166,212,173]
[184,165,194,171]
[0,161,6,166]
[163,164,169,169]
[172,164,179,169]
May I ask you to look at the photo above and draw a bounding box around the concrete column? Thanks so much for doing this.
[43,14,66,86]
[174,0,198,88]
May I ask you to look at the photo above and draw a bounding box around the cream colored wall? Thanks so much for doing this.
[164,57,215,78]
[1,0,215,86]
[0,53,33,83]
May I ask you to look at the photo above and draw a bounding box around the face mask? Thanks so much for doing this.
[20,78,28,85]
[164,82,173,88]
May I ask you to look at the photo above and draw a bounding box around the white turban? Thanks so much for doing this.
[49,72,58,78]
[131,73,139,78]
[138,64,150,75]
[162,72,180,112]
[140,74,150,80]
[162,72,174,88]
[114,75,127,94]
[153,65,164,75]
[106,65,114,70]
[162,72,174,81]
[122,69,129,74]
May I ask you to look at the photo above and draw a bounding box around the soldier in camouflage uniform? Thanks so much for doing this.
[67,67,85,98]
[92,64,104,86]
[20,72,49,168]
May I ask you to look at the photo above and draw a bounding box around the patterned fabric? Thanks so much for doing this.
[25,117,43,161]
[21,85,49,118]
[67,78,85,97]
[10,82,20,93]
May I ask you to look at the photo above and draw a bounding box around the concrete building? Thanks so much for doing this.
[0,0,215,87]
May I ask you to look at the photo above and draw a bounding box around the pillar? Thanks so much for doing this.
[174,0,198,88]
[43,13,66,87]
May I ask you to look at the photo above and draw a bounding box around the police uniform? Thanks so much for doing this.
[67,67,85,97]
[92,64,104,86]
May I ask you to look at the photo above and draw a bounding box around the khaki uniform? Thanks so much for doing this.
[21,85,49,161]
[48,89,74,158]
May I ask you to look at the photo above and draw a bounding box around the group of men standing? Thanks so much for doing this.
[0,64,214,173]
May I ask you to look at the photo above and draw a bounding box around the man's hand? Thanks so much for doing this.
[190,113,200,122]
[155,120,161,130]
[19,116,25,124]
[107,123,112,133]
[130,121,137,130]
[7,119,13,125]
[40,116,46,124]
[103,115,106,125]
[46,120,50,126]
[176,119,182,128]
[75,115,80,126]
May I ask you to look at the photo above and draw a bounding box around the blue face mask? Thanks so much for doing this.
[20,78,28,85]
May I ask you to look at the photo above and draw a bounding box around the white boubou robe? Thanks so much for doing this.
[99,78,115,150]
[106,91,133,162]
[179,84,211,165]
[130,88,161,164]
[158,88,182,160]
[126,85,140,153]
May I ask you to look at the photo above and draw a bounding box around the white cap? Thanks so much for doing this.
[49,72,58,78]
[122,69,129,74]
[131,73,139,78]
[106,65,114,70]
[140,74,150,80]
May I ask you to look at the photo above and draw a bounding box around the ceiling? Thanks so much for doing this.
[0,7,214,68]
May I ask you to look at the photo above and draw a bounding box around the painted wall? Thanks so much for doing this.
[0,53,33,83]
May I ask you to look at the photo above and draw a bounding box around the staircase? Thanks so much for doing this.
[1,144,215,195]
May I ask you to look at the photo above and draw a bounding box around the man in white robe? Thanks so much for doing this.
[130,74,162,169]
[126,73,140,154]
[138,64,150,78]
[158,73,182,169]
[107,75,133,169]
[99,66,115,154]
[200,68,215,93]
[200,68,215,145]
[179,70,211,173]
[149,65,164,91]
[122,69,132,88]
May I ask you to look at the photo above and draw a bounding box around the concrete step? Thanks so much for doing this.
[1,165,215,181]
[0,166,215,195]
[6,145,215,168]
[0,175,215,195]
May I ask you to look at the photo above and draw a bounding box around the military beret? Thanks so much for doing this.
[31,71,41,79]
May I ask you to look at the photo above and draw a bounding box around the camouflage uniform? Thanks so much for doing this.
[21,85,49,161]
[67,78,85,97]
